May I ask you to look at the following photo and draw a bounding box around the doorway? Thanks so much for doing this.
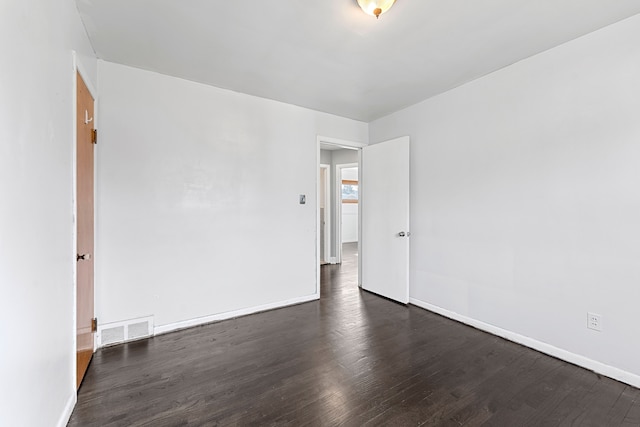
[317,137,365,294]
[317,136,411,304]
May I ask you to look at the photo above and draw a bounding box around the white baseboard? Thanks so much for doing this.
[57,392,76,427]
[154,293,320,335]
[410,297,640,389]
[329,257,337,264]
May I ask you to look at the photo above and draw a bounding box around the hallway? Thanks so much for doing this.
[69,245,640,426]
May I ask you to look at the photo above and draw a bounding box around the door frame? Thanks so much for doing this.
[72,52,98,391]
[319,163,331,265]
[316,136,366,293]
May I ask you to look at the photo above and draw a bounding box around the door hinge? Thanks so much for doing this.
[91,318,98,333]
[91,129,98,144]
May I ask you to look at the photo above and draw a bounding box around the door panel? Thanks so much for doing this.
[76,72,95,388]
[361,136,410,304]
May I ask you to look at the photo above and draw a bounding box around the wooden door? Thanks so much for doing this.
[76,72,95,388]
[361,136,410,304]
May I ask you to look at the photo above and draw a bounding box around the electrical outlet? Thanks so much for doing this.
[587,312,602,332]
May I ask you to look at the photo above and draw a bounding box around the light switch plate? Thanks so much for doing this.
[299,194,306,204]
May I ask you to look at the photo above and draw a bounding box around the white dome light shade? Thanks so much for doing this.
[357,0,397,19]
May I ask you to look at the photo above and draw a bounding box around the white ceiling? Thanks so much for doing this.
[76,0,640,122]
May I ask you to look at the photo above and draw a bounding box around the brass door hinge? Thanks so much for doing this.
[91,318,98,333]
[91,129,98,144]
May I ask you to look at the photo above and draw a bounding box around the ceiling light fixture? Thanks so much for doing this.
[357,0,396,19]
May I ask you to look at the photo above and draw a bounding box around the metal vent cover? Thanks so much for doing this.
[97,316,154,347]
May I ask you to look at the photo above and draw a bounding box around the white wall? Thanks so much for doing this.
[332,148,359,166]
[96,61,367,330]
[341,203,359,243]
[320,149,332,165]
[370,14,640,385]
[341,167,359,243]
[0,1,97,426]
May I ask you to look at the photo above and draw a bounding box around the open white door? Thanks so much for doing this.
[361,136,410,304]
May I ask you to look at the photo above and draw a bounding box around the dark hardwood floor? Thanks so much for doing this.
[69,242,640,426]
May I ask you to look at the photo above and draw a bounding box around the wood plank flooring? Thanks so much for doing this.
[69,243,640,426]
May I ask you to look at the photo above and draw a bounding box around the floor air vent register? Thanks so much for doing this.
[97,316,154,347]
